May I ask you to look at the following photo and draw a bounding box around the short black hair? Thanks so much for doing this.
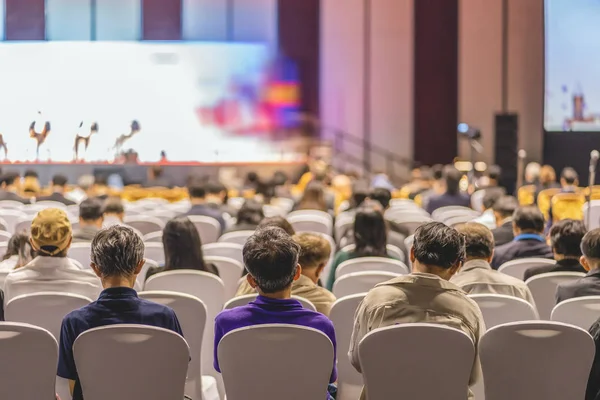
[24,170,38,179]
[243,227,300,293]
[2,171,19,186]
[412,222,465,269]
[102,197,125,215]
[431,164,444,180]
[187,178,206,199]
[94,174,108,186]
[91,226,144,278]
[351,181,370,208]
[205,181,226,195]
[79,198,104,221]
[482,189,504,210]
[236,199,265,226]
[370,187,392,209]
[550,219,586,257]
[560,167,578,185]
[52,174,68,187]
[581,228,600,262]
[487,165,502,181]
[444,165,462,195]
[455,223,494,259]
[513,206,545,233]
[493,196,518,218]
[151,166,163,178]
[257,216,295,236]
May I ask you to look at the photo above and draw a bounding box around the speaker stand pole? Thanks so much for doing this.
[588,166,596,228]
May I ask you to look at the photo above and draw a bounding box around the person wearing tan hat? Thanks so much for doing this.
[4,208,101,304]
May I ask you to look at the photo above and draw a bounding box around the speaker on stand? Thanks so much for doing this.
[494,113,518,195]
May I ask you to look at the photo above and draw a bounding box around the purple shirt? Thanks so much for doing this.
[214,295,338,383]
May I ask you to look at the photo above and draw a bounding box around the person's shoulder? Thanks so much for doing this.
[361,278,410,307]
[137,297,176,316]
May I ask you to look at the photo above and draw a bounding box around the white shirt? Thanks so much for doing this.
[472,210,497,230]
[4,256,102,304]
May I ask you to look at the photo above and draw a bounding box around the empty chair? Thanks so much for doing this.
[74,325,190,400]
[432,206,476,221]
[469,294,538,328]
[480,321,594,400]
[498,258,556,280]
[123,215,165,236]
[336,257,409,279]
[68,242,92,269]
[330,294,367,400]
[188,215,222,244]
[526,272,586,319]
[13,217,32,234]
[333,271,399,298]
[287,209,333,223]
[35,200,67,209]
[288,214,332,236]
[0,200,25,209]
[143,231,163,243]
[340,244,405,263]
[218,230,255,245]
[144,242,165,265]
[0,322,58,400]
[223,293,317,312]
[0,209,28,233]
[204,255,245,299]
[203,242,244,265]
[359,324,475,400]
[217,324,334,400]
[551,296,600,330]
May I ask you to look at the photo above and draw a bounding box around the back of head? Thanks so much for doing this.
[258,216,295,236]
[293,232,331,270]
[539,165,556,185]
[299,180,327,211]
[77,174,95,191]
[91,225,144,278]
[353,205,387,257]
[455,223,494,260]
[102,196,125,216]
[370,187,392,209]
[151,166,163,179]
[243,227,301,293]
[492,195,518,219]
[487,165,502,182]
[4,232,34,264]
[560,167,578,186]
[52,174,68,187]
[482,189,503,210]
[549,219,586,257]
[581,228,600,269]
[351,181,370,209]
[24,169,39,179]
[162,216,206,271]
[94,174,108,187]
[205,181,226,196]
[513,206,545,233]
[2,171,19,187]
[525,162,541,183]
[79,198,104,222]
[443,165,462,195]
[431,164,444,181]
[30,208,72,257]
[187,177,206,199]
[412,222,465,269]
[237,199,265,226]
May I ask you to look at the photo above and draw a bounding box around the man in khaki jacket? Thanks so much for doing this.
[235,232,336,316]
[349,222,485,399]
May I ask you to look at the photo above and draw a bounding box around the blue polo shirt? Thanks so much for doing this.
[57,287,183,400]
[214,295,338,389]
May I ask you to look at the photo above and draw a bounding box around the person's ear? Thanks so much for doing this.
[90,263,102,278]
[512,223,520,235]
[134,259,145,275]
[448,261,462,277]
[246,273,258,289]
[315,263,326,278]
[581,256,591,272]
[410,246,415,264]
[293,264,302,281]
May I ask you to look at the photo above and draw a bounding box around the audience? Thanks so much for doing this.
[0,232,34,271]
[37,174,76,205]
[144,166,172,188]
[57,226,183,400]
[472,190,504,229]
[23,169,40,197]
[425,165,470,214]
[559,167,579,193]
[182,178,226,232]
[92,175,110,201]
[294,180,329,212]
[451,223,535,304]
[224,199,264,234]
[0,172,29,204]
[257,216,295,236]
[146,216,219,280]
[524,162,541,186]
[102,196,126,227]
[555,228,600,304]
[491,206,553,269]
[535,164,560,200]
[65,174,94,204]
[214,227,337,397]
[349,222,485,398]
[491,196,519,246]
[524,219,587,280]
[205,181,237,217]
[4,209,101,303]
[72,198,104,242]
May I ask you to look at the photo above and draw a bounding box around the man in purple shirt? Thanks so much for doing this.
[213,227,337,396]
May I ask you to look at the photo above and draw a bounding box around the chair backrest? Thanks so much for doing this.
[526,272,586,319]
[202,242,244,265]
[551,296,600,330]
[68,242,92,269]
[498,258,556,280]
[469,294,538,328]
[0,200,24,209]
[123,215,165,235]
[385,207,431,221]
[144,242,165,265]
[5,292,93,340]
[340,244,405,263]
[329,294,367,400]
[35,200,67,209]
[223,293,317,312]
[263,204,286,218]
[0,216,8,231]
[287,209,333,223]
[148,209,176,224]
[74,324,189,400]
[217,324,334,400]
[334,214,354,244]
[333,271,399,298]
[13,217,33,234]
[359,323,475,400]
[7,279,100,304]
[480,321,594,400]
[445,214,477,227]
[143,231,163,242]
[186,215,222,244]
[0,229,12,242]
[218,230,255,245]
[288,214,332,236]
[431,206,475,221]
[0,322,58,400]
[204,255,245,299]
[583,201,600,230]
[336,256,409,279]
[392,217,433,235]
[0,209,28,233]
[551,193,585,221]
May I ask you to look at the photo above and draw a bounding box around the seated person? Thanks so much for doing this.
[214,227,337,398]
[57,226,183,400]
[491,196,518,246]
[293,180,330,213]
[236,232,336,316]
[0,171,29,204]
[205,181,237,217]
[472,190,503,229]
[223,199,264,234]
[524,219,587,280]
[556,228,600,304]
[587,317,600,400]
[349,222,485,399]
[0,232,34,272]
[146,216,219,279]
[4,209,101,303]
[36,174,76,205]
[451,223,535,304]
[102,196,126,227]
[326,204,399,290]
[425,165,471,214]
[491,206,553,269]
[22,169,40,198]
[257,216,295,236]
[92,174,111,201]
[143,165,172,188]
[182,177,226,232]
[72,198,103,242]
[547,167,580,226]
[65,174,94,204]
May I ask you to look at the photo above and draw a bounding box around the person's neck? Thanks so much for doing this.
[301,269,319,284]
[516,230,542,237]
[101,276,136,289]
[190,198,206,205]
[412,261,454,280]
[53,188,65,195]
[80,221,101,229]
[554,254,579,261]
[105,213,122,221]
[258,287,292,300]
[205,195,222,205]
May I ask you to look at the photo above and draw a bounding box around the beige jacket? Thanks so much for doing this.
[235,274,337,316]
[451,259,536,306]
[349,273,486,399]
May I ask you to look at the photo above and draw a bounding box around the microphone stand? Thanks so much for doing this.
[588,162,596,229]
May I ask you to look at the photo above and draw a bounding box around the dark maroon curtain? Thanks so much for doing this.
[142,0,182,40]
[5,0,45,40]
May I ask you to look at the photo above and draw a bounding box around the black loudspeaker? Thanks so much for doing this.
[494,113,518,195]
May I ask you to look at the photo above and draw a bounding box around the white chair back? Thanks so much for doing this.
[0,200,24,209]
[334,214,354,244]
[287,209,333,222]
[74,325,189,400]
[439,209,481,224]
[0,216,8,231]
[0,229,13,242]
[204,255,245,299]
[263,204,286,218]
[526,272,586,319]
[143,231,163,243]
[6,279,100,305]
[188,215,222,244]
[0,322,58,400]
[388,215,432,235]
[583,200,600,230]
[329,294,366,400]
[498,258,556,280]
[551,296,600,330]
[469,294,538,328]
[35,200,67,209]
[223,293,317,311]
[0,209,28,233]
[218,230,255,245]
[359,323,475,400]
[144,242,165,265]
[480,321,594,400]
[13,217,33,234]
[431,206,475,221]
[136,258,157,288]
[389,199,419,208]
[445,214,477,227]
[340,244,405,263]
[217,324,334,400]
[68,242,92,269]
[336,257,409,279]
[384,207,430,221]
[333,271,399,298]
[123,216,165,235]
[203,242,244,265]
[288,214,332,236]
[148,209,176,224]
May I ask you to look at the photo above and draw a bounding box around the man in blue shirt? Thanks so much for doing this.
[57,226,183,400]
[182,177,226,232]
[214,227,337,397]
